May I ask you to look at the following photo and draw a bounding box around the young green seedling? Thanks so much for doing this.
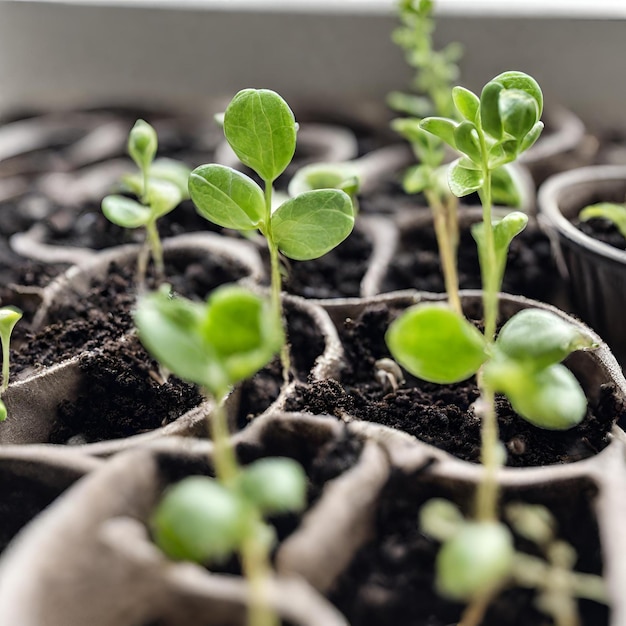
[420,499,607,626]
[579,201,626,239]
[101,120,191,290]
[135,284,291,626]
[189,89,355,381]
[0,306,22,422]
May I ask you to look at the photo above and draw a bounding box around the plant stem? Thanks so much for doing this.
[146,219,165,282]
[0,331,10,394]
[475,379,500,522]
[241,519,279,626]
[208,389,239,486]
[478,171,497,342]
[458,590,494,626]
[264,182,291,383]
[425,188,461,316]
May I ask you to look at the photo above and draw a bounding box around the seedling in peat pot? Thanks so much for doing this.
[579,200,626,239]
[0,306,22,421]
[420,499,608,626]
[101,120,191,290]
[136,284,302,626]
[189,89,355,381]
[386,72,599,625]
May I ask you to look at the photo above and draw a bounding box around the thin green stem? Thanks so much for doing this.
[458,590,495,626]
[263,182,291,383]
[146,219,165,282]
[241,519,279,626]
[208,389,239,487]
[425,188,461,316]
[1,332,10,394]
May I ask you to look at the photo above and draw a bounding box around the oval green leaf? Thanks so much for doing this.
[386,304,487,384]
[271,189,354,261]
[580,202,626,239]
[224,88,297,182]
[492,71,543,118]
[480,81,504,140]
[101,194,151,228]
[147,179,183,219]
[419,117,458,149]
[453,121,481,163]
[448,158,484,197]
[152,476,248,564]
[519,121,544,154]
[189,164,265,231]
[496,308,596,369]
[490,165,522,208]
[452,86,480,123]
[128,119,157,172]
[499,89,539,141]
[150,158,192,199]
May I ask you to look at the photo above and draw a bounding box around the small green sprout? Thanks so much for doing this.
[0,306,22,422]
[189,89,355,380]
[579,202,626,239]
[420,499,607,626]
[101,120,190,289]
[136,284,292,626]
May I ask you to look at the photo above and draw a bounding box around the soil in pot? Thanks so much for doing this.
[382,218,561,304]
[285,302,624,467]
[329,470,607,626]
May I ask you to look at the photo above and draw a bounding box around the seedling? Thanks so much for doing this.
[189,89,355,380]
[101,120,190,289]
[135,284,295,626]
[0,306,22,422]
[386,72,600,624]
[420,499,607,626]
[579,202,626,239]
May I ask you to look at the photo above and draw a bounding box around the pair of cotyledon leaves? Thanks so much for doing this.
[189,89,355,261]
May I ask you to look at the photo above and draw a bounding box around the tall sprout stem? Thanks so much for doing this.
[1,333,10,394]
[146,219,165,282]
[264,182,291,383]
[241,520,279,626]
[207,389,239,486]
[425,188,461,316]
[458,590,495,626]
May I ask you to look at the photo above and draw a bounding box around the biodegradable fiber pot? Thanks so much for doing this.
[0,412,390,626]
[538,164,626,365]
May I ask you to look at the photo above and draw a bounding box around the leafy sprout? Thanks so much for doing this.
[101,120,190,290]
[579,202,626,239]
[189,89,355,381]
[136,284,294,626]
[0,306,22,422]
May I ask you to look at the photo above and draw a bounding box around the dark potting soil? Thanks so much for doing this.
[285,303,623,467]
[330,470,607,626]
[383,217,563,304]
[258,225,373,299]
[575,217,626,251]
[234,303,327,428]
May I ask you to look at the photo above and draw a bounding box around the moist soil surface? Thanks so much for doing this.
[330,469,607,626]
[285,303,623,467]
[575,217,626,251]
[383,215,564,305]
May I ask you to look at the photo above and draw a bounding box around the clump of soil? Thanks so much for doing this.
[285,303,623,467]
[575,217,626,251]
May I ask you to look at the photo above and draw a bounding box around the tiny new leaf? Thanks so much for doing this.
[128,119,157,173]
[492,71,543,118]
[189,164,265,231]
[418,117,458,150]
[101,195,152,229]
[452,86,480,123]
[271,189,354,261]
[580,202,626,239]
[448,159,484,197]
[480,81,504,140]
[223,89,297,183]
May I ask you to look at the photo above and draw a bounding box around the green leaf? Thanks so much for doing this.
[223,88,297,182]
[287,162,359,198]
[472,211,528,293]
[480,81,504,140]
[490,165,522,208]
[386,304,488,384]
[128,119,157,173]
[391,117,429,145]
[496,308,596,369]
[452,86,480,122]
[420,499,465,542]
[150,158,192,199]
[402,164,432,194]
[0,399,6,422]
[486,362,588,430]
[448,158,484,197]
[387,92,432,117]
[200,285,284,385]
[189,164,265,231]
[0,306,22,339]
[492,71,543,118]
[101,195,151,228]
[152,477,248,564]
[453,121,481,163]
[237,458,307,515]
[436,522,514,601]
[580,202,626,239]
[419,117,458,149]
[271,189,354,261]
[519,121,544,153]
[147,179,183,219]
[499,89,539,140]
